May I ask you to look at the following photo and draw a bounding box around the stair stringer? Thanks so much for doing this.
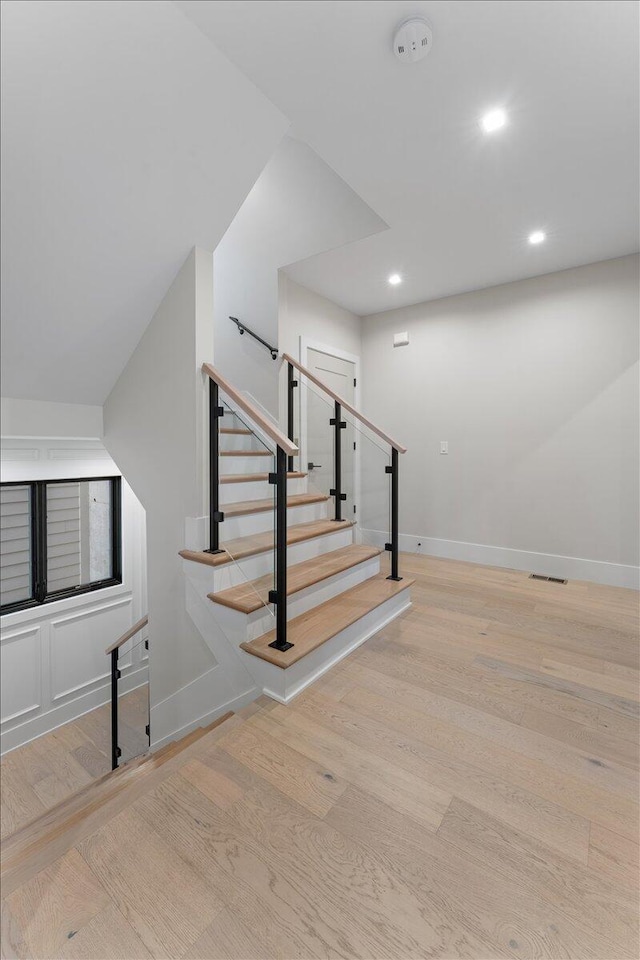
[150,577,259,749]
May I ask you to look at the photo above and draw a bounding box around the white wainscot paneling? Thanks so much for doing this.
[1,626,42,724]
[50,596,132,702]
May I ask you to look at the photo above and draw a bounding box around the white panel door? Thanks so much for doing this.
[306,349,356,519]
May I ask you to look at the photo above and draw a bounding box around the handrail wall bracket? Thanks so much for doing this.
[230,316,278,360]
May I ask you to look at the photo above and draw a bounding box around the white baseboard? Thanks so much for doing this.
[362,529,640,590]
[0,667,149,757]
[263,594,412,705]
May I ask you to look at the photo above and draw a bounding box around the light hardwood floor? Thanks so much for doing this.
[1,555,639,959]
[1,686,149,841]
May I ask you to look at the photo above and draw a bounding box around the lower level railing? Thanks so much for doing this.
[106,615,149,770]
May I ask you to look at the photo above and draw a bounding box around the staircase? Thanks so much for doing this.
[179,359,413,704]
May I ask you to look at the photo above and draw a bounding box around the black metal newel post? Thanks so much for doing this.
[206,379,225,554]
[287,362,297,473]
[330,401,347,521]
[269,446,293,652]
[110,648,121,770]
[386,448,402,581]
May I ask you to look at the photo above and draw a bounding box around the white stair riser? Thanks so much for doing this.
[217,555,382,641]
[181,524,356,589]
[219,433,265,452]
[258,589,412,703]
[220,477,307,505]
[220,455,274,475]
[222,500,329,540]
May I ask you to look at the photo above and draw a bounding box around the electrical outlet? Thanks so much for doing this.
[440,441,448,455]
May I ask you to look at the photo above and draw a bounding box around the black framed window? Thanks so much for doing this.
[0,477,122,615]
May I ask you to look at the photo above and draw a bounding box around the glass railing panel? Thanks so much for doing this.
[344,410,392,574]
[113,631,150,766]
[286,361,394,573]
[216,397,276,615]
[292,374,354,514]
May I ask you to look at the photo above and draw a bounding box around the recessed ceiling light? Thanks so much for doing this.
[481,108,507,133]
[528,230,546,245]
[388,273,402,285]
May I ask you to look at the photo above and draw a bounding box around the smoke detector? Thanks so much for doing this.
[393,17,432,63]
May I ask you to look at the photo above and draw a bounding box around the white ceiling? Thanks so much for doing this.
[0,0,288,404]
[178,0,639,316]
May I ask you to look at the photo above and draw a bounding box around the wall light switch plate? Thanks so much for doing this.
[440,441,448,454]
[393,332,409,347]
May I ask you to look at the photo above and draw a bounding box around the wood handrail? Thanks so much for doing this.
[202,363,298,457]
[105,615,148,655]
[282,353,407,454]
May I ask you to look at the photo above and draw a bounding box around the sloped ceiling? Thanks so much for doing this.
[178,0,639,315]
[0,0,288,404]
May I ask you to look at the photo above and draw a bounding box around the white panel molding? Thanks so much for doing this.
[49,596,133,703]
[362,528,640,590]
[0,443,148,756]
[0,625,42,724]
[1,448,40,461]
[48,448,112,460]
[1,669,148,756]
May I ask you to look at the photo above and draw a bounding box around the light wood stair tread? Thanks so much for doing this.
[240,573,414,668]
[0,712,235,896]
[220,450,272,457]
[223,492,328,518]
[179,519,355,568]
[220,427,252,435]
[208,544,382,613]
[222,471,306,484]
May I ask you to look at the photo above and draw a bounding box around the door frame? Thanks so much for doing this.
[299,336,361,523]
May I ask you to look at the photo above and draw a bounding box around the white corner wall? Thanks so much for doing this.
[103,248,257,746]
[0,436,147,755]
[361,254,640,588]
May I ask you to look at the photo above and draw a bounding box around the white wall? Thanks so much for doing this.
[277,274,363,435]
[1,398,103,439]
[361,254,639,588]
[212,135,384,415]
[279,274,362,362]
[1,0,289,406]
[103,249,211,715]
[0,436,147,755]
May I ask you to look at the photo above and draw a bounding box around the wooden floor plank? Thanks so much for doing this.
[2,554,638,959]
[437,797,638,953]
[78,808,223,958]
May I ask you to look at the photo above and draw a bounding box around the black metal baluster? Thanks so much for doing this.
[386,448,402,581]
[206,379,225,554]
[269,446,293,652]
[330,401,347,521]
[110,648,121,770]
[287,362,297,473]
